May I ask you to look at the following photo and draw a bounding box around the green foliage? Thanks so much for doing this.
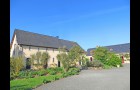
[30,52,50,69]
[87,60,104,67]
[81,56,89,66]
[93,60,104,67]
[86,60,90,67]
[68,45,84,66]
[43,79,51,83]
[41,52,50,68]
[103,64,112,69]
[10,75,62,90]
[57,53,70,72]
[92,46,123,67]
[61,67,80,77]
[10,56,24,80]
[92,47,110,63]
[105,54,122,67]
[57,45,84,72]
[10,67,80,89]
[47,67,64,75]
[18,69,48,79]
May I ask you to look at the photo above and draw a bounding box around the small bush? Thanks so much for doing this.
[105,54,122,67]
[43,79,51,84]
[37,69,48,76]
[93,60,104,67]
[87,60,103,68]
[103,64,112,69]
[47,67,64,75]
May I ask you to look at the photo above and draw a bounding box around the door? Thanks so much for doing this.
[26,58,31,69]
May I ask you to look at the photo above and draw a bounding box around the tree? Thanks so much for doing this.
[10,56,24,76]
[92,46,122,67]
[57,45,84,71]
[41,52,50,68]
[30,52,50,69]
[68,45,84,66]
[81,55,89,66]
[105,54,122,67]
[57,53,70,72]
[92,47,109,63]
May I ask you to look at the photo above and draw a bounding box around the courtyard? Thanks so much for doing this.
[34,63,130,90]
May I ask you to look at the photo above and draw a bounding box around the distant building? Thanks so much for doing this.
[10,29,84,69]
[87,43,130,63]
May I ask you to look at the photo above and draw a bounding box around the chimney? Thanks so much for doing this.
[56,36,59,39]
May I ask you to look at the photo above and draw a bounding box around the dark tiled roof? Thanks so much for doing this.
[14,29,83,50]
[87,43,130,56]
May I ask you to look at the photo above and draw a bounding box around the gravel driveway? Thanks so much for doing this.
[33,63,130,90]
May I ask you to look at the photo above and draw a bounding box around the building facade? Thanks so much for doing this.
[10,29,84,69]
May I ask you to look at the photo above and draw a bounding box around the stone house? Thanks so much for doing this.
[10,29,84,69]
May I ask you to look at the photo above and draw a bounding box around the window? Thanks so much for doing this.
[53,58,54,62]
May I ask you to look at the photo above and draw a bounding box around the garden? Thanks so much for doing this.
[10,67,80,90]
[10,46,83,90]
[10,46,126,90]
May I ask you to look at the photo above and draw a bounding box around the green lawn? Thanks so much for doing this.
[10,75,62,90]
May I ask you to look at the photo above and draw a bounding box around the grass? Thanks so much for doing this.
[10,74,62,90]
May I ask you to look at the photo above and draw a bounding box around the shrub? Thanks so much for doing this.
[87,60,103,68]
[105,54,122,67]
[10,57,24,77]
[43,79,51,84]
[92,60,104,67]
[86,60,90,67]
[67,68,80,76]
[37,69,48,76]
[18,69,48,79]
[47,67,64,75]
[92,47,109,63]
[103,64,112,69]
[53,67,64,74]
[47,70,57,75]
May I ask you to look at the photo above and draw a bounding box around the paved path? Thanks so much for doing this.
[34,64,130,90]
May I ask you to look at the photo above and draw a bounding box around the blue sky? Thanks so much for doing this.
[10,0,130,51]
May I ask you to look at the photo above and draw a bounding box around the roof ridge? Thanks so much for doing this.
[87,43,130,50]
[15,29,57,39]
[15,29,77,43]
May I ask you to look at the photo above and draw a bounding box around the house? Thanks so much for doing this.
[87,43,130,63]
[10,29,84,69]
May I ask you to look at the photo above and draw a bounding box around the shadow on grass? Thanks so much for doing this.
[10,84,32,90]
